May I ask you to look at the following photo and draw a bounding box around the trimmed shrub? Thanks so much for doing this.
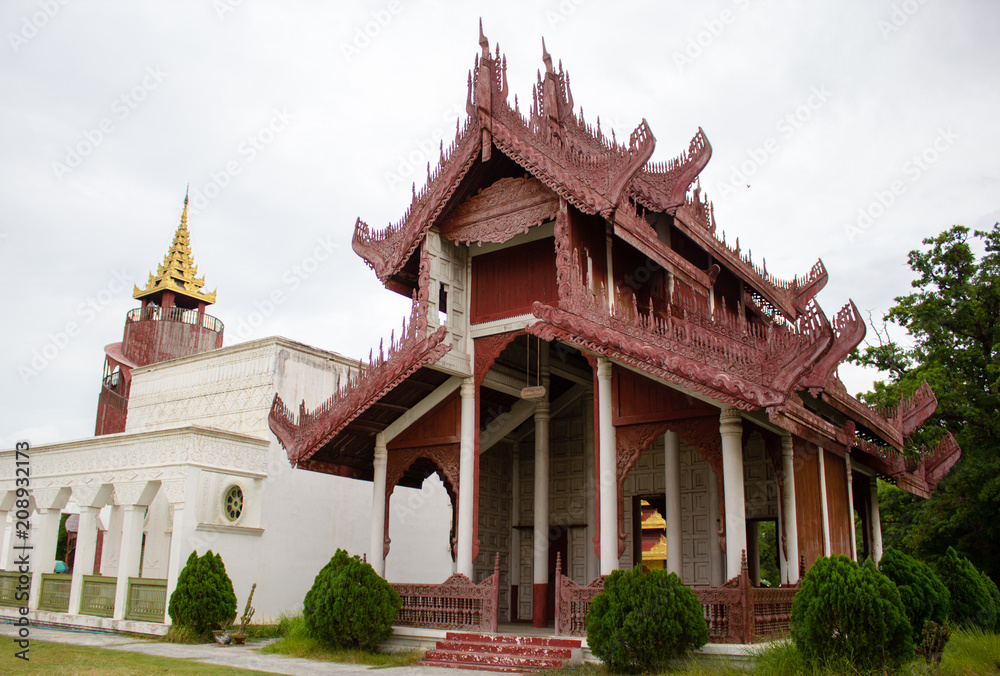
[791,555,913,672]
[879,548,950,641]
[937,546,999,630]
[302,549,401,651]
[167,550,237,637]
[585,567,708,673]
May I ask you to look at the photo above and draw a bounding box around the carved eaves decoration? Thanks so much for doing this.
[440,176,559,246]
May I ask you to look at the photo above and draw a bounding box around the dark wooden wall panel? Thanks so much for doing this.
[825,449,853,557]
[387,391,461,449]
[471,238,557,324]
[794,441,824,571]
[611,365,716,425]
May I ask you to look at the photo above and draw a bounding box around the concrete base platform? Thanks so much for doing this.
[0,606,168,636]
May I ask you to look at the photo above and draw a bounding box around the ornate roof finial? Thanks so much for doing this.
[133,188,217,305]
[541,37,553,74]
[479,18,489,56]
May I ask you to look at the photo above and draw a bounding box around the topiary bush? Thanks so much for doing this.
[302,549,401,651]
[791,555,913,672]
[879,548,950,641]
[585,567,708,673]
[936,546,999,630]
[168,550,237,638]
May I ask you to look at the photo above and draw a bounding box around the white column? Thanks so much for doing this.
[781,435,799,584]
[719,408,746,580]
[370,435,388,577]
[457,378,477,578]
[597,358,618,575]
[164,504,186,626]
[112,505,146,620]
[664,431,682,578]
[583,392,598,582]
[817,446,831,556]
[532,397,551,628]
[870,480,883,564]
[708,471,724,587]
[68,507,100,615]
[27,508,61,610]
[846,454,857,561]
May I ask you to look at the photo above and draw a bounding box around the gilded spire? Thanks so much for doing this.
[133,189,217,305]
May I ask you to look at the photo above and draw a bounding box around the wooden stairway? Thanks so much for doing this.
[422,631,583,672]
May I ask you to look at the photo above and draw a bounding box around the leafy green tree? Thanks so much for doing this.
[936,546,998,630]
[878,548,949,641]
[167,550,237,637]
[586,567,708,673]
[851,223,1000,583]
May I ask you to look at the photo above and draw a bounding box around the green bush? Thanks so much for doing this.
[879,548,950,641]
[167,550,237,638]
[585,567,708,673]
[791,555,913,672]
[937,546,999,630]
[302,549,401,651]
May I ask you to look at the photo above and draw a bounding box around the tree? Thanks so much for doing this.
[167,551,238,638]
[851,223,1000,582]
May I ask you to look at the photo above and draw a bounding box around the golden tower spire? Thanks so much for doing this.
[133,189,217,305]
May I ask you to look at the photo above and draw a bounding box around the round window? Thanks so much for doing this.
[224,485,243,522]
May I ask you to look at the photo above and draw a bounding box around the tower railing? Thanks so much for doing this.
[126,305,224,333]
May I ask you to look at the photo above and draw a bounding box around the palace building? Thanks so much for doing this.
[270,27,961,645]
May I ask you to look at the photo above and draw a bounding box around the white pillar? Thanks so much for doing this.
[370,436,388,577]
[817,446,831,556]
[664,431,682,578]
[457,378,477,578]
[68,506,100,615]
[781,435,799,584]
[708,471,725,587]
[870,480,883,564]
[532,398,551,627]
[164,504,186,626]
[719,408,746,580]
[597,358,618,575]
[846,454,857,561]
[28,508,61,610]
[112,505,146,620]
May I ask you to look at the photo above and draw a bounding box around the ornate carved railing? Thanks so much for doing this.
[80,575,117,618]
[38,573,72,613]
[391,554,500,633]
[124,577,167,623]
[126,305,223,334]
[0,571,29,607]
[554,553,797,643]
[554,555,604,636]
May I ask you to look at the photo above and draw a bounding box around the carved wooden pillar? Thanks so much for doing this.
[597,357,618,575]
[870,480,883,564]
[817,446,831,556]
[370,434,388,577]
[719,408,746,580]
[780,434,800,584]
[664,430,682,578]
[532,397,551,627]
[457,378,477,578]
[846,454,857,562]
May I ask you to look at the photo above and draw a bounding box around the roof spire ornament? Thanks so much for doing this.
[541,37,553,74]
[133,188,217,306]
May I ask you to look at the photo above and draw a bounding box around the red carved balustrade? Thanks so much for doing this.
[391,554,500,633]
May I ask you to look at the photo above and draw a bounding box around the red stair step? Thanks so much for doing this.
[424,649,565,669]
[444,631,582,649]
[435,640,574,658]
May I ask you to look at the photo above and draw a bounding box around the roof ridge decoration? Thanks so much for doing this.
[352,26,708,284]
[134,189,217,304]
[268,300,451,468]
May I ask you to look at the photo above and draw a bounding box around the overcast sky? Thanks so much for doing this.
[3,0,998,449]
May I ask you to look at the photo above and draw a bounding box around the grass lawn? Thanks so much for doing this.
[1,640,277,675]
[257,614,423,668]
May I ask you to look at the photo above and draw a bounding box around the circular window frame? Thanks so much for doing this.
[221,483,246,525]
